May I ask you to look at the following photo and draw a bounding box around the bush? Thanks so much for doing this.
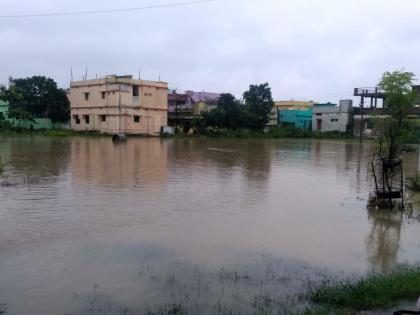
[407,175,420,191]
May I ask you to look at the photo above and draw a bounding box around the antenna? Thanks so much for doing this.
[70,67,73,82]
[138,69,141,80]
[83,67,88,80]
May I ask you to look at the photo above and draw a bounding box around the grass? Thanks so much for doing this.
[307,266,420,312]
[0,128,104,137]
[302,306,355,315]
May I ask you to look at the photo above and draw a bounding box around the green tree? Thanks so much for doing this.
[377,70,417,160]
[201,93,253,130]
[243,83,274,131]
[202,107,227,128]
[0,76,70,122]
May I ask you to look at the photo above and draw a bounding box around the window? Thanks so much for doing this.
[316,113,322,116]
[100,115,106,122]
[144,92,152,97]
[73,115,80,124]
[84,92,90,101]
[101,92,106,99]
[133,115,140,123]
[83,115,90,124]
[133,85,139,96]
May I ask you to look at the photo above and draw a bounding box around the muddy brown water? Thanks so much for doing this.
[0,136,419,315]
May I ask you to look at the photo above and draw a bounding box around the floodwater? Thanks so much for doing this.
[0,136,419,315]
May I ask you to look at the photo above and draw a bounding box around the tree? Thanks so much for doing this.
[0,76,70,122]
[201,93,253,130]
[377,70,417,160]
[202,107,227,128]
[243,83,274,131]
[370,70,417,208]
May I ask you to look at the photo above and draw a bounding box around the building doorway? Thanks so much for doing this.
[317,119,322,131]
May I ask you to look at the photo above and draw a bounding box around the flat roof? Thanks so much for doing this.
[70,76,168,89]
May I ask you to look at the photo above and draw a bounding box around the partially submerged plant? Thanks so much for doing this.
[0,157,4,175]
[369,70,417,208]
[407,175,420,192]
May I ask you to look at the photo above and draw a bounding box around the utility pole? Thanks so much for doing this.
[359,93,364,143]
[118,84,122,134]
[175,99,178,133]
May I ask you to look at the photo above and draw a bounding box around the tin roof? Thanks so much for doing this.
[186,91,221,104]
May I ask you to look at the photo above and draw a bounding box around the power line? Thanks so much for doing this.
[0,0,216,19]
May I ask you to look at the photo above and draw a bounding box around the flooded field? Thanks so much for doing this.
[0,136,419,315]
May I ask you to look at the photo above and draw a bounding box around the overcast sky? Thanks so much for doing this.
[1,0,420,103]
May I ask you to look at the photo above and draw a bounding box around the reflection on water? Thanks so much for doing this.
[71,137,168,187]
[0,136,419,315]
[366,209,403,273]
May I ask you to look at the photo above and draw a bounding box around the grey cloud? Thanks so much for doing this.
[0,0,419,103]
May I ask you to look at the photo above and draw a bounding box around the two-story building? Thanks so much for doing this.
[69,75,168,136]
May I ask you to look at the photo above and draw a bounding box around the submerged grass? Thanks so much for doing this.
[308,266,420,312]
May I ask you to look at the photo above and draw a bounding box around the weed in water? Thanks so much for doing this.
[309,266,420,311]
[407,175,420,192]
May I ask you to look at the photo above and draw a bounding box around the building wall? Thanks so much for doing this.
[274,100,314,111]
[353,115,390,138]
[193,101,209,116]
[312,100,353,133]
[69,75,168,136]
[279,109,313,130]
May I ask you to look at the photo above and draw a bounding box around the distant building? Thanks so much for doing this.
[353,108,389,138]
[353,106,420,138]
[413,85,420,105]
[312,100,353,133]
[279,109,313,130]
[274,100,314,111]
[267,108,279,127]
[187,91,220,113]
[69,75,168,136]
[168,90,221,132]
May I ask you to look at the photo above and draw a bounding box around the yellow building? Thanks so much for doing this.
[69,75,168,136]
[274,100,314,111]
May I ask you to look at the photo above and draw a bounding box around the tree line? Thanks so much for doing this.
[194,83,274,132]
[0,76,70,128]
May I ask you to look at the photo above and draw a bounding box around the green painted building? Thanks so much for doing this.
[0,100,8,120]
[278,109,313,130]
